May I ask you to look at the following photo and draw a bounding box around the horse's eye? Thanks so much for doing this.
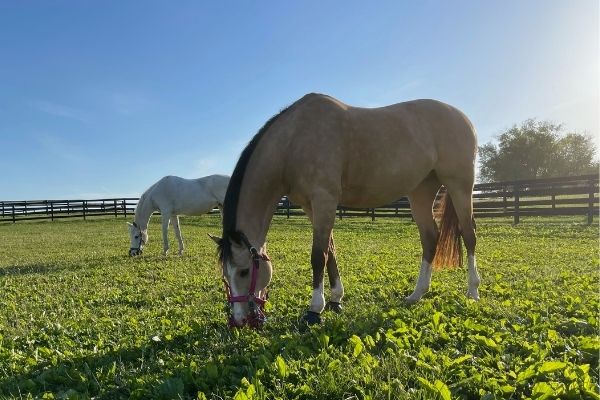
[239,269,249,278]
[135,235,139,239]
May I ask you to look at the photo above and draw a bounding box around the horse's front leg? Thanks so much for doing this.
[170,215,184,256]
[161,214,171,256]
[304,199,337,325]
[324,235,344,313]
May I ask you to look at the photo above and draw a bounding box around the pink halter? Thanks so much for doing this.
[223,246,270,328]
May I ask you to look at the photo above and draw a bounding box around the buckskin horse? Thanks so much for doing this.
[211,93,480,327]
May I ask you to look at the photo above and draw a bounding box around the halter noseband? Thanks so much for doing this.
[222,233,270,328]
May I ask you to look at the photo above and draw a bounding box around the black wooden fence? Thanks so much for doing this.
[274,174,598,224]
[1,174,598,224]
[0,198,139,223]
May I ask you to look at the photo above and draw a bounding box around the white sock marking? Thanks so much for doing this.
[406,258,432,304]
[309,281,325,313]
[330,278,344,303]
[467,254,481,300]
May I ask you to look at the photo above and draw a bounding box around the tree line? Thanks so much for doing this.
[478,119,598,182]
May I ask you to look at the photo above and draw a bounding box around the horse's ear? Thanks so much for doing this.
[127,222,133,227]
[207,233,222,245]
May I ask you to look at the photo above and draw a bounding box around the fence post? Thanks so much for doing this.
[12,204,15,223]
[123,200,127,218]
[1,202,4,218]
[67,200,71,214]
[371,208,375,221]
[114,199,118,218]
[50,202,54,221]
[588,178,595,225]
[514,183,520,225]
[83,201,87,220]
[286,198,290,219]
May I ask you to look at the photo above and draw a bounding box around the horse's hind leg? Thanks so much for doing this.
[444,184,480,299]
[170,215,184,256]
[406,175,441,304]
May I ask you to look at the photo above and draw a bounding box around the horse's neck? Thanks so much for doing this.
[236,196,281,251]
[134,194,155,230]
[236,165,283,250]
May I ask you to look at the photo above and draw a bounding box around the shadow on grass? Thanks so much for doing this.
[0,263,84,277]
[0,306,391,399]
[0,254,137,277]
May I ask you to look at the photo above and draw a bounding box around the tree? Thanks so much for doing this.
[478,119,598,182]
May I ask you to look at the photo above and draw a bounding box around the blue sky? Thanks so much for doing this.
[1,1,597,200]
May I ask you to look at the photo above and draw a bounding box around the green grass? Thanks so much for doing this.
[0,215,598,399]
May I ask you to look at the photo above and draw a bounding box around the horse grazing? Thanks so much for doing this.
[211,93,481,327]
[128,174,229,256]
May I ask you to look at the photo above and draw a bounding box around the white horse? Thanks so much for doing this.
[128,174,229,256]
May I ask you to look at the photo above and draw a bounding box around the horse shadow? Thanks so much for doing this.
[0,254,134,277]
[0,263,80,277]
[0,308,391,399]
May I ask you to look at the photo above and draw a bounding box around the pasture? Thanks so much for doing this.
[0,216,597,399]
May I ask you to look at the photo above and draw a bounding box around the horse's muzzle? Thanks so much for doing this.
[228,304,266,329]
[129,248,143,257]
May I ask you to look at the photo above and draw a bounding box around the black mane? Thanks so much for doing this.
[217,103,295,265]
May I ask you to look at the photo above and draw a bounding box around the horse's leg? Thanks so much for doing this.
[170,215,184,256]
[304,198,337,324]
[405,176,441,304]
[161,213,171,256]
[324,235,344,313]
[302,205,344,314]
[442,178,480,300]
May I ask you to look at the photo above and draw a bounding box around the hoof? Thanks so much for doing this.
[404,294,421,305]
[302,311,322,325]
[325,301,342,313]
[466,291,480,301]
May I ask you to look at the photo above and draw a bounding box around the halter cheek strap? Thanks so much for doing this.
[224,252,269,304]
[130,222,146,253]
[222,243,270,328]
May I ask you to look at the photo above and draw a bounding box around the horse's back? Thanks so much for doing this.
[282,94,476,207]
[151,175,229,215]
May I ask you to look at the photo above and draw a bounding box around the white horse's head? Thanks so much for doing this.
[127,222,148,256]
[210,232,273,328]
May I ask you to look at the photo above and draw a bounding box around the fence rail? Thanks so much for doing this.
[2,174,598,224]
[0,198,139,223]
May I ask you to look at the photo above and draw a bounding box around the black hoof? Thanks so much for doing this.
[325,301,343,313]
[302,311,322,325]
